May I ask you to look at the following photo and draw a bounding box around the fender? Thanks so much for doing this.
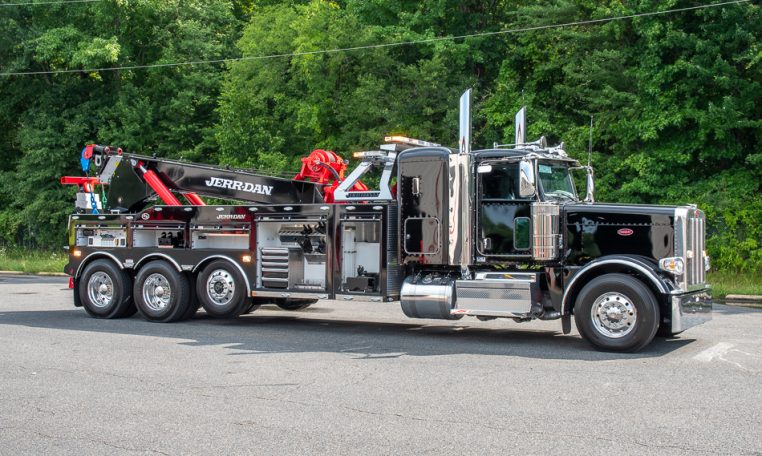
[561,255,675,315]
[192,255,252,293]
[75,251,124,279]
[134,253,183,273]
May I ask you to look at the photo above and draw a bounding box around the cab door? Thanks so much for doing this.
[476,161,534,259]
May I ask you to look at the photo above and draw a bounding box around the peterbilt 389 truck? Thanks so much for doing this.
[62,90,711,352]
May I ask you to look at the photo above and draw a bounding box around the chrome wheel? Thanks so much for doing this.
[591,291,637,338]
[142,273,172,312]
[87,272,114,308]
[206,269,235,307]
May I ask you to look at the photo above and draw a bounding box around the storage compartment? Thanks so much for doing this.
[191,225,249,250]
[132,225,185,248]
[340,220,381,293]
[255,218,327,290]
[259,247,290,288]
[76,227,127,248]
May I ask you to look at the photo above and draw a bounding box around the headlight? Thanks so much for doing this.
[659,256,684,275]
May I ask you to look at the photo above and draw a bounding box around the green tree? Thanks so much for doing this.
[0,0,241,246]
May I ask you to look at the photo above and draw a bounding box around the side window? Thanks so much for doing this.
[481,163,520,200]
[404,217,440,254]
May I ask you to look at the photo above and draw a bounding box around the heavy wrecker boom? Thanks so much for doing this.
[60,145,373,213]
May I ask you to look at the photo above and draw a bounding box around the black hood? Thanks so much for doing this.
[563,202,677,219]
[563,202,678,265]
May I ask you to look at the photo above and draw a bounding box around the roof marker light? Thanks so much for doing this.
[383,136,440,147]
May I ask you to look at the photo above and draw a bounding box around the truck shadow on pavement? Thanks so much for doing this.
[0,307,695,361]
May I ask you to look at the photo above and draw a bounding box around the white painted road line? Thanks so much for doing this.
[693,342,735,362]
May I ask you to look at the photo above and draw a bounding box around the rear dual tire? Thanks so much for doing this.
[133,261,192,323]
[196,260,252,318]
[79,259,137,319]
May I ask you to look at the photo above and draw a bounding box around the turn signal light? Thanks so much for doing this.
[242,255,252,263]
[72,249,82,258]
[659,257,684,275]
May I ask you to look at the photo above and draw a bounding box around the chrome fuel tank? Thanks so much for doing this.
[400,275,460,320]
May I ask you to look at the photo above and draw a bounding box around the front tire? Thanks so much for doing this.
[196,261,250,318]
[134,261,191,322]
[574,273,660,352]
[79,259,136,319]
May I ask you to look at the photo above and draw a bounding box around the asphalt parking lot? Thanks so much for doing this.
[1,275,760,455]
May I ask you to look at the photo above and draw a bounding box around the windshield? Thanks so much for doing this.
[538,161,577,201]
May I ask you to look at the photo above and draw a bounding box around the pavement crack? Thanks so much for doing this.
[32,406,55,416]
[564,432,732,455]
[187,382,300,390]
[20,428,170,455]
[93,439,169,455]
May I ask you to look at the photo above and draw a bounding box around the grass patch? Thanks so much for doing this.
[0,248,67,274]
[708,271,762,299]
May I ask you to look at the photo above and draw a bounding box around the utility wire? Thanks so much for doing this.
[0,0,751,77]
[0,0,99,6]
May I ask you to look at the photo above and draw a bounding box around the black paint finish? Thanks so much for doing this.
[564,203,675,265]
[65,203,399,301]
[106,153,324,212]
[397,147,455,265]
[478,203,532,256]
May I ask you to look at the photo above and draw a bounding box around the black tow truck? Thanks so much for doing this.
[62,90,711,351]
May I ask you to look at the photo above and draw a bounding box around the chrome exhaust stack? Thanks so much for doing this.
[459,89,472,155]
[447,89,474,267]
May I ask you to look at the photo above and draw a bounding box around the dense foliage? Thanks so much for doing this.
[1,0,759,271]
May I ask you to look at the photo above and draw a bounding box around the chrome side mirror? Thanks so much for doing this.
[519,159,536,198]
[584,167,595,203]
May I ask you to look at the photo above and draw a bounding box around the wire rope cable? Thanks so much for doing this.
[0,0,751,76]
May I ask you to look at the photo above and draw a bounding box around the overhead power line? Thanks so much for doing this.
[0,0,100,6]
[0,0,751,77]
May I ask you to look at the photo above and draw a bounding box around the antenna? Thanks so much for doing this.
[588,115,593,168]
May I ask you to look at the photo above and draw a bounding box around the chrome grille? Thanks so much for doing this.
[674,207,706,291]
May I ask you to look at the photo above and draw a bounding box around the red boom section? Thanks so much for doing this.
[137,163,182,206]
[60,176,101,192]
[294,149,367,203]
[183,192,206,206]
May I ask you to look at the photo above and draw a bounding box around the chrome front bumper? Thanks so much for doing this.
[671,288,712,333]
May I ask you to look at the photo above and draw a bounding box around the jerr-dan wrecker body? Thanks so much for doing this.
[62,90,711,352]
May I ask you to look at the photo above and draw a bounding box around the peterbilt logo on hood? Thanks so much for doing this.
[617,228,634,236]
[205,177,273,195]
